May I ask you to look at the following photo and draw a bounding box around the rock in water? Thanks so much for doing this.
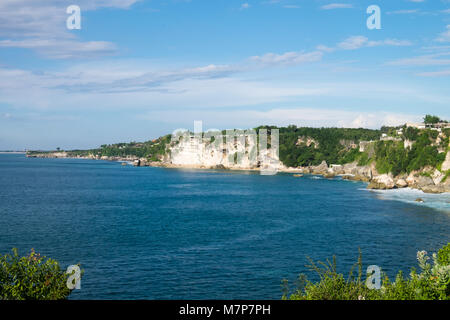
[323,172,335,179]
[367,181,386,190]
[417,175,435,188]
[421,185,445,194]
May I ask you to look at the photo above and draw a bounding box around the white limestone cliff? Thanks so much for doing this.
[168,132,280,171]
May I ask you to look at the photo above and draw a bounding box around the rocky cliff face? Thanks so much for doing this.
[294,161,373,182]
[167,132,280,172]
[289,155,450,194]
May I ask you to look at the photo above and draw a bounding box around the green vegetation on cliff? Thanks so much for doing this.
[274,123,448,172]
[28,134,172,161]
[373,128,448,175]
[272,126,381,167]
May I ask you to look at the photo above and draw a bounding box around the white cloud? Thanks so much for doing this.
[436,25,450,42]
[320,3,353,10]
[421,45,450,52]
[240,3,250,10]
[387,52,450,66]
[0,0,139,38]
[0,62,331,111]
[248,109,419,128]
[250,51,323,65]
[378,39,413,46]
[1,59,447,113]
[337,36,412,50]
[338,36,369,50]
[0,39,117,59]
[416,69,450,77]
[0,0,139,59]
[138,108,422,130]
[247,35,410,67]
[316,45,335,53]
[386,9,419,15]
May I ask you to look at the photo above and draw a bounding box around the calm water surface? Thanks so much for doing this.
[0,154,449,299]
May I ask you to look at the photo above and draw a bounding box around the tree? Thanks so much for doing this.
[424,115,441,125]
[404,126,419,141]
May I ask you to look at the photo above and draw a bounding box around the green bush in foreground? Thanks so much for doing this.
[284,243,450,300]
[0,248,78,300]
[437,243,450,266]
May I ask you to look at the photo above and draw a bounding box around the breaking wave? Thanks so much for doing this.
[366,188,450,213]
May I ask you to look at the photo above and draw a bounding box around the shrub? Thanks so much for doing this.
[441,170,450,183]
[0,248,79,300]
[438,243,450,266]
[285,243,450,300]
[338,149,361,165]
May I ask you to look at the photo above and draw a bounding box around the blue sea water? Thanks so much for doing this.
[0,153,449,299]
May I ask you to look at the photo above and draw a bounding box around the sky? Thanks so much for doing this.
[1,0,450,150]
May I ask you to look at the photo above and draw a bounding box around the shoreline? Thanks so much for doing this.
[22,152,450,195]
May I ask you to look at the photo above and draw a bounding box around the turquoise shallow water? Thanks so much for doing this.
[0,154,449,299]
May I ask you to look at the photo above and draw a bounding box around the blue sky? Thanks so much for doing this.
[1,0,450,150]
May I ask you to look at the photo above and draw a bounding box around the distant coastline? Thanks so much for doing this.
[0,151,26,154]
[23,120,450,195]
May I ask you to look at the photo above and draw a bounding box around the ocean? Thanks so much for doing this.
[0,153,449,299]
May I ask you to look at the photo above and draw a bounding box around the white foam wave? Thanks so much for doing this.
[365,188,450,212]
